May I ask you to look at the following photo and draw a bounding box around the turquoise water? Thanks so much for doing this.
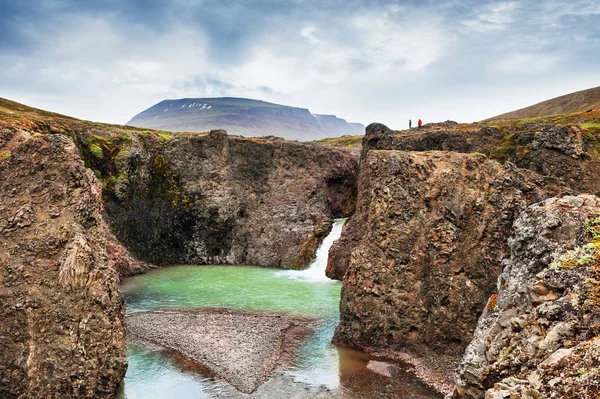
[122,265,342,318]
[117,220,440,398]
[118,265,344,398]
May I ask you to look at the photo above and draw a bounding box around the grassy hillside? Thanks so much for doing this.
[487,86,600,120]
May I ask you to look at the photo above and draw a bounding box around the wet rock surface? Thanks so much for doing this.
[0,131,127,398]
[330,150,566,368]
[453,195,600,399]
[126,309,314,394]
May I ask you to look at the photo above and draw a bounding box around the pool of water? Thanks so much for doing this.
[117,220,441,398]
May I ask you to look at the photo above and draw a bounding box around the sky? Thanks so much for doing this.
[0,0,599,129]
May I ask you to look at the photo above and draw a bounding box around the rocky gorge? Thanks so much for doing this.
[2,96,600,398]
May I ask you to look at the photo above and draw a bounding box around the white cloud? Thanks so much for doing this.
[300,25,320,45]
[1,0,599,131]
[461,2,518,32]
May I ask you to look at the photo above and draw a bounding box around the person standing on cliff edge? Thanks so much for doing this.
[418,119,422,128]
[409,119,412,129]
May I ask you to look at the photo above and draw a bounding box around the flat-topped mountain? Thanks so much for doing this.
[126,97,364,141]
[487,85,600,120]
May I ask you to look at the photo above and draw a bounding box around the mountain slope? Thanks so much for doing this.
[126,97,364,141]
[487,85,600,120]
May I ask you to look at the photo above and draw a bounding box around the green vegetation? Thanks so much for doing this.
[580,122,600,133]
[548,216,600,271]
[313,135,363,149]
[499,346,513,363]
[549,243,598,271]
[88,143,104,159]
[151,155,192,209]
[158,132,172,144]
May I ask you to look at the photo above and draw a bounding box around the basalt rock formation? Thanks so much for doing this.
[328,119,600,395]
[361,122,600,196]
[330,150,566,360]
[93,129,358,270]
[453,195,600,399]
[0,98,358,275]
[0,129,128,398]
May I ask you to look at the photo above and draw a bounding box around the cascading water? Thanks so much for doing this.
[282,218,346,282]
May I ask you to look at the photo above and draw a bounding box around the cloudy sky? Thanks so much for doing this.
[1,0,599,129]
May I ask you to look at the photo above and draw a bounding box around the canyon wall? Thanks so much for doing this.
[330,150,566,360]
[83,129,358,271]
[0,98,358,397]
[0,129,128,398]
[454,195,600,399]
[328,121,600,393]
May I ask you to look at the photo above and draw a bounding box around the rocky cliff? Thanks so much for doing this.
[0,98,358,274]
[453,195,600,399]
[330,150,567,364]
[84,129,357,270]
[0,129,127,398]
[362,121,600,196]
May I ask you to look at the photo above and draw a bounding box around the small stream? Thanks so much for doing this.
[117,219,441,398]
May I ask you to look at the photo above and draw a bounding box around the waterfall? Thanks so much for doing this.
[282,218,346,282]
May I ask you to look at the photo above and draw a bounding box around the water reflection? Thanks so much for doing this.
[118,265,440,398]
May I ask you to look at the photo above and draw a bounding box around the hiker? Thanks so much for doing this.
[418,119,422,128]
[409,119,412,129]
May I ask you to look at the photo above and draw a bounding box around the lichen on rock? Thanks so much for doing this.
[453,195,600,399]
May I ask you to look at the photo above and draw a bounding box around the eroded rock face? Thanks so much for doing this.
[453,195,600,399]
[331,150,566,359]
[0,132,127,397]
[362,123,600,196]
[99,130,358,270]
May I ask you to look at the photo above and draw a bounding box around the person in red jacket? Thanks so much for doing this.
[418,119,423,128]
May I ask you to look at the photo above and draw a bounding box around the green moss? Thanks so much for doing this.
[581,122,600,134]
[88,143,103,159]
[151,155,192,209]
[549,216,600,271]
[313,135,363,149]
[499,346,513,363]
[105,175,118,188]
[490,133,516,161]
[585,216,600,240]
[0,151,11,161]
[158,133,172,144]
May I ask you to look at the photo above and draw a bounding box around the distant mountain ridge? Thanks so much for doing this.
[126,97,364,141]
[487,85,600,120]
